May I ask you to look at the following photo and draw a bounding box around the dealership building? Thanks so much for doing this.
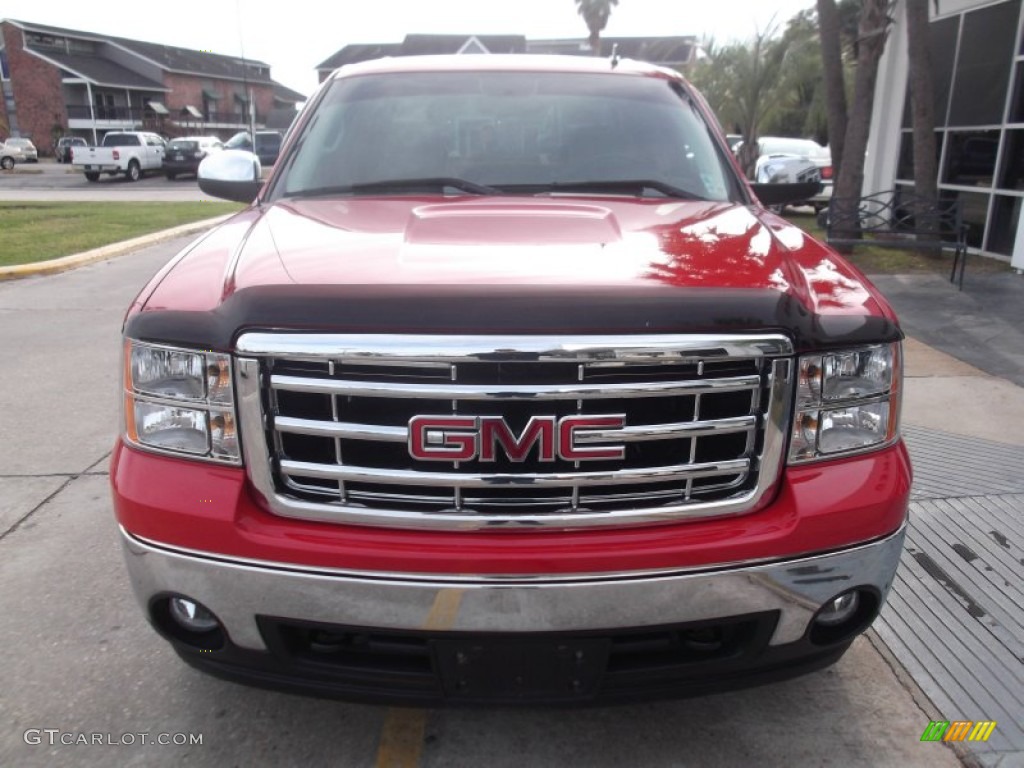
[865,0,1024,268]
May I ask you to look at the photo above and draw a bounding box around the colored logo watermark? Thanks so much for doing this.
[921,721,997,742]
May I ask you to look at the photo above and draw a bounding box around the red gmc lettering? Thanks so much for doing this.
[409,415,625,462]
[559,415,628,461]
[408,416,477,461]
[479,416,556,462]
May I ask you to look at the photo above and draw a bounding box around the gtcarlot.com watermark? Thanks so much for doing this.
[24,729,203,747]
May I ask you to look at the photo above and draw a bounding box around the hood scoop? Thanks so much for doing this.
[405,202,623,245]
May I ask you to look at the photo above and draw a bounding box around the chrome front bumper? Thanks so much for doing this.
[121,525,906,652]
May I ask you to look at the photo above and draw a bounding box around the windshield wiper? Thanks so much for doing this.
[286,177,502,198]
[498,180,707,201]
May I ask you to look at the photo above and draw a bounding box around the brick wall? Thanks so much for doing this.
[163,72,275,125]
[1,22,66,155]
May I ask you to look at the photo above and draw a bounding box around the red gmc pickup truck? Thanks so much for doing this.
[111,55,911,705]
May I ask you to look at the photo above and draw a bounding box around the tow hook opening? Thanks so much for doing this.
[151,595,226,651]
[809,589,879,646]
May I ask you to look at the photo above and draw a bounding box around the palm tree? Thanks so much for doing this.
[689,28,790,178]
[575,0,619,55]
[906,0,938,204]
[817,0,848,182]
[830,0,893,241]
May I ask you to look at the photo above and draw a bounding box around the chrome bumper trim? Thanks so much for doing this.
[236,333,795,361]
[269,372,762,400]
[120,525,906,652]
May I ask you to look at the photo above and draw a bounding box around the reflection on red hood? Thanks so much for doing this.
[142,196,895,324]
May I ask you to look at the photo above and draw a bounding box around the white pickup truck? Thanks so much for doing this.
[72,131,166,182]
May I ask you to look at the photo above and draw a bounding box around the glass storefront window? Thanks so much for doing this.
[999,129,1024,190]
[948,0,1020,126]
[1010,62,1024,124]
[987,194,1022,255]
[943,130,1000,187]
[943,190,991,248]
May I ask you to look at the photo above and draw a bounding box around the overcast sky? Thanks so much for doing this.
[3,0,815,98]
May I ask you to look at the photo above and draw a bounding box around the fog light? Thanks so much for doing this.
[168,597,219,633]
[815,591,860,626]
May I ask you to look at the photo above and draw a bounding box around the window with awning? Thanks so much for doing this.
[183,105,204,119]
[146,100,169,115]
[202,89,221,100]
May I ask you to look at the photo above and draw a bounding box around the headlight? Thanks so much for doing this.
[789,343,901,463]
[123,340,241,464]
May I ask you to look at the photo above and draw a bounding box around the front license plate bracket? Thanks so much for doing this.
[432,637,610,701]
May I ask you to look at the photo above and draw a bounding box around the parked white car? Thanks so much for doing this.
[2,137,39,163]
[753,137,833,211]
[1,137,38,167]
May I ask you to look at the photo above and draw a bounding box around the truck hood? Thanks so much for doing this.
[133,197,900,351]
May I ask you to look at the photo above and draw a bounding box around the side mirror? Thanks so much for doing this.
[198,150,263,203]
[750,181,822,207]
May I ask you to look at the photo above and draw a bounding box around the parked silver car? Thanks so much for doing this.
[1,141,22,170]
[2,137,39,163]
[753,137,832,211]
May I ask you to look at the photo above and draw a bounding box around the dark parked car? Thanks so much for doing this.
[162,136,223,179]
[224,130,282,166]
[55,136,88,163]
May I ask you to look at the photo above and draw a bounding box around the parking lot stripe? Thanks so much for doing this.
[374,708,428,768]
[373,589,465,767]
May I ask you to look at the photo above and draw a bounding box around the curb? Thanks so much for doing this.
[0,214,232,281]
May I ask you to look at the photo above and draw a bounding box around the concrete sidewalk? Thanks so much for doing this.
[872,272,1024,388]
[879,284,1024,767]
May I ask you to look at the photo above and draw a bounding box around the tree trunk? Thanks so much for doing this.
[831,0,892,242]
[817,0,848,182]
[906,0,940,249]
[589,29,601,55]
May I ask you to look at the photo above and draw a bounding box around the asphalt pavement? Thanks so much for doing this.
[0,159,210,201]
[0,234,973,768]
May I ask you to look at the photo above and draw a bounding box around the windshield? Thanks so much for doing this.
[224,132,251,149]
[102,134,139,147]
[278,71,736,201]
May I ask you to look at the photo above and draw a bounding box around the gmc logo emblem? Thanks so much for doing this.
[408,415,626,462]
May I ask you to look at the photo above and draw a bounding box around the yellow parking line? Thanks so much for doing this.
[373,589,465,768]
[375,709,429,768]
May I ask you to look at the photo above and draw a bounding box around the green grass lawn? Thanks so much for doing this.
[0,201,244,267]
[783,211,1012,275]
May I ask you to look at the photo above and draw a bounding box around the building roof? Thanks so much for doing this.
[109,36,272,82]
[316,34,696,73]
[317,34,526,72]
[528,36,698,65]
[6,19,272,83]
[272,80,306,104]
[316,43,403,71]
[28,49,167,90]
[400,35,526,56]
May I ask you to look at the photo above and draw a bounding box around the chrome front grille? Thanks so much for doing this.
[235,334,794,530]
